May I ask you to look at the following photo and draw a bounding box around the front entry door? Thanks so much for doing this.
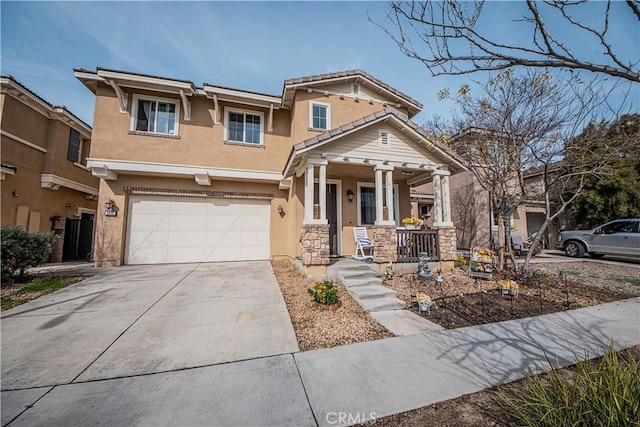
[315,183,339,255]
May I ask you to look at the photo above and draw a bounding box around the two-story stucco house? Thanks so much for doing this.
[1,76,99,262]
[75,68,466,277]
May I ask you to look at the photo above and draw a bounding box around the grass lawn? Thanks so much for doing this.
[1,276,84,311]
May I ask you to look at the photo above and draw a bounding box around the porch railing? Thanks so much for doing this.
[396,229,440,263]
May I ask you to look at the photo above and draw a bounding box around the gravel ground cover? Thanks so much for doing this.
[385,261,640,329]
[271,260,393,351]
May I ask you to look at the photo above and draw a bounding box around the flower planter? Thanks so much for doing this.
[328,301,342,311]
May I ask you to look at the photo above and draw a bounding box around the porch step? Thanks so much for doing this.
[347,285,397,300]
[337,270,378,283]
[359,296,406,312]
[341,277,382,288]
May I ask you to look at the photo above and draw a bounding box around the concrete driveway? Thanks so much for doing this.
[1,260,299,391]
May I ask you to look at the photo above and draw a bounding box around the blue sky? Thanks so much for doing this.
[1,1,637,127]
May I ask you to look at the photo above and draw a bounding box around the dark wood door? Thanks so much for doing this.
[326,184,338,255]
[314,183,339,255]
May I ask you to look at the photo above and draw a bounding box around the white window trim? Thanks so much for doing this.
[130,94,181,136]
[491,210,515,230]
[224,107,265,146]
[308,100,331,130]
[356,182,400,227]
[378,129,390,148]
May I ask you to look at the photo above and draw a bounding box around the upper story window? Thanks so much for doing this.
[309,101,331,130]
[67,129,81,162]
[131,95,180,136]
[225,108,263,145]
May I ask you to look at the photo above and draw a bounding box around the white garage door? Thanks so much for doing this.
[125,195,270,264]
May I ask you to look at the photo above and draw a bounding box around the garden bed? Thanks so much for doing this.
[1,276,85,311]
[385,261,640,329]
[271,260,393,351]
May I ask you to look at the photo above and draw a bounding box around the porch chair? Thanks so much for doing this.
[353,227,374,260]
[511,234,529,256]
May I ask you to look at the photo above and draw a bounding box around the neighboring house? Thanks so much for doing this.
[1,76,99,261]
[75,68,466,277]
[413,130,562,250]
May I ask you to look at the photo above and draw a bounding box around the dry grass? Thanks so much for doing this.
[271,260,393,351]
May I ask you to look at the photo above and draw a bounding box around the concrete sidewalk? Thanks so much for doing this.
[3,298,639,426]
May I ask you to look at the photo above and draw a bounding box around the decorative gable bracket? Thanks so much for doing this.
[105,79,128,113]
[179,90,191,121]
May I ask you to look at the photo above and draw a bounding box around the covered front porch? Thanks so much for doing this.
[281,108,465,278]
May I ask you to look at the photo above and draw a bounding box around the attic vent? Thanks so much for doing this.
[379,130,390,147]
[351,82,360,94]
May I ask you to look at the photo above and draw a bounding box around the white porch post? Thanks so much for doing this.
[432,172,443,227]
[304,163,315,224]
[319,163,327,221]
[441,173,452,226]
[385,170,394,223]
[375,167,383,225]
[375,164,394,226]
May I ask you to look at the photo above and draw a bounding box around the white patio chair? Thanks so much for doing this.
[353,227,374,260]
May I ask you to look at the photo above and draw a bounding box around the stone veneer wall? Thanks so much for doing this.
[437,226,457,261]
[373,225,398,263]
[300,224,330,266]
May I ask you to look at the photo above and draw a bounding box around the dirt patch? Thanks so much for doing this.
[1,276,85,311]
[385,262,640,329]
[271,260,393,351]
[363,345,640,427]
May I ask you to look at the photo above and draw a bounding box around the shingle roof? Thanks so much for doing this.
[284,69,423,110]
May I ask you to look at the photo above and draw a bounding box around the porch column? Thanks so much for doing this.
[441,173,452,226]
[319,163,327,221]
[375,167,383,225]
[432,172,443,226]
[385,170,394,223]
[304,163,315,224]
[374,164,394,225]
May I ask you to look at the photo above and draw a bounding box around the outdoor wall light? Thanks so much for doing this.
[105,199,116,210]
[277,205,285,215]
[346,189,355,202]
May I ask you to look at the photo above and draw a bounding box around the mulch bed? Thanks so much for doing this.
[385,261,640,330]
[271,260,393,351]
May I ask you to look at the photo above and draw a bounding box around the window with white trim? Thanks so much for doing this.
[131,95,179,136]
[357,183,399,226]
[225,108,263,145]
[309,101,331,130]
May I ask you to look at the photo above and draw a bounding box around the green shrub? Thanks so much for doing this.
[307,280,339,305]
[501,345,640,426]
[1,226,55,283]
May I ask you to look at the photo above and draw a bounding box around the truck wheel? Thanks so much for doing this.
[564,241,585,258]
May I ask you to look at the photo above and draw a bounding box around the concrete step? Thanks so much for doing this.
[337,270,378,282]
[340,277,382,288]
[359,296,406,312]
[347,285,397,300]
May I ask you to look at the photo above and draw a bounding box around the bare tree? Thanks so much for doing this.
[378,1,640,82]
[427,69,629,270]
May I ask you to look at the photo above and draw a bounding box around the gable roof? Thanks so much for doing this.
[282,108,466,178]
[282,70,422,117]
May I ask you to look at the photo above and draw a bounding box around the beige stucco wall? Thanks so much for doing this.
[1,94,98,231]
[93,175,289,266]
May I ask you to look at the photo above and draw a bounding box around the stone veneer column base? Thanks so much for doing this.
[436,226,457,262]
[373,225,398,264]
[300,224,330,266]
[49,218,66,263]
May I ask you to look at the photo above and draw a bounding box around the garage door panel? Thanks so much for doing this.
[126,195,270,265]
[128,230,167,248]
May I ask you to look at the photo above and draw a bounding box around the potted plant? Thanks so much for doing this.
[308,280,341,311]
[416,292,435,314]
[402,216,421,229]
